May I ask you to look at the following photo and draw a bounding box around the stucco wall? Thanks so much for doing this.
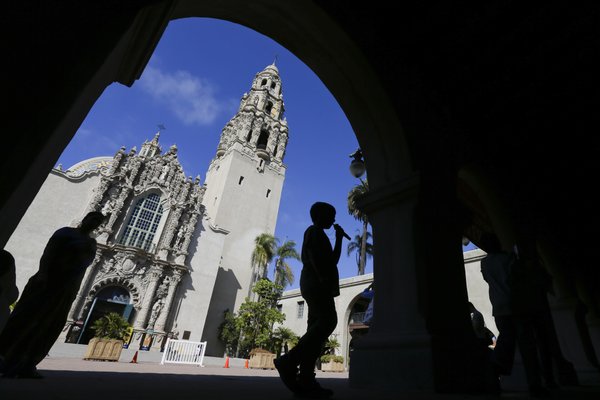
[174,215,227,345]
[5,170,100,291]
[277,274,374,367]
[200,148,285,356]
[463,249,497,335]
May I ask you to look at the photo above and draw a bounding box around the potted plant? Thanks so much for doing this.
[319,336,344,372]
[248,347,276,369]
[320,354,345,372]
[83,312,131,362]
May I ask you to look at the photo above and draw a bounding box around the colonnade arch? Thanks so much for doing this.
[1,0,524,393]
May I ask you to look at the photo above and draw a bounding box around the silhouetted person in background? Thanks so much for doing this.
[468,301,495,349]
[480,234,516,375]
[513,238,578,387]
[274,202,347,398]
[0,250,19,334]
[0,211,105,378]
[480,233,550,398]
[361,283,374,326]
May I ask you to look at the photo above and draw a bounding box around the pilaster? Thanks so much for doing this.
[134,266,162,330]
[154,270,183,332]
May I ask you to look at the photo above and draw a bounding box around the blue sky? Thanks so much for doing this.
[57,18,475,290]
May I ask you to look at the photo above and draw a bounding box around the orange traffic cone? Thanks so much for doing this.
[130,350,138,364]
[223,356,230,368]
[244,359,249,369]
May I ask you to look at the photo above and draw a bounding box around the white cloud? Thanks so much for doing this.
[139,66,224,126]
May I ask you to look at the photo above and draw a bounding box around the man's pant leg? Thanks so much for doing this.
[298,294,337,378]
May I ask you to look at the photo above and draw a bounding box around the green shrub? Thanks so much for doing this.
[91,312,131,340]
[320,354,343,363]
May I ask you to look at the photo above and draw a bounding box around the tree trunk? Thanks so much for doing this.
[359,218,368,275]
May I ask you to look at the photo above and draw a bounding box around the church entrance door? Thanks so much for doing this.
[78,286,132,344]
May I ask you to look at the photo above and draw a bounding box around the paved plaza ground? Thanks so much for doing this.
[1,344,599,400]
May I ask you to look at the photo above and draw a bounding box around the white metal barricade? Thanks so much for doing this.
[160,338,207,367]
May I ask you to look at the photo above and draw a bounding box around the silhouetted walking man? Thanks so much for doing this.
[480,233,550,398]
[274,202,347,398]
[0,211,105,378]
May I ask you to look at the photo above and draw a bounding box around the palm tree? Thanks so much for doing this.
[251,233,277,279]
[90,312,131,340]
[347,231,373,275]
[272,239,300,289]
[272,326,299,355]
[348,179,370,275]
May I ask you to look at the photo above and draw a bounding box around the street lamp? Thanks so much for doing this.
[349,148,366,179]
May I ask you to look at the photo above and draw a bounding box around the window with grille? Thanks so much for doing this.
[119,193,163,251]
[297,301,305,319]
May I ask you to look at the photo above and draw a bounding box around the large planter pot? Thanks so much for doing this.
[320,360,345,372]
[248,349,275,369]
[83,337,124,361]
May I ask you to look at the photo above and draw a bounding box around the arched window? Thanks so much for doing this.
[257,129,269,150]
[270,81,276,89]
[261,78,267,86]
[119,193,164,251]
[265,101,273,114]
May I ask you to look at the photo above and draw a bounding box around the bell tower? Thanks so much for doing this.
[201,63,289,350]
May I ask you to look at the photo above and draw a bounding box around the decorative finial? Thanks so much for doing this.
[273,55,278,66]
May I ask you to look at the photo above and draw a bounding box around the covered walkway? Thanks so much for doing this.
[1,353,599,400]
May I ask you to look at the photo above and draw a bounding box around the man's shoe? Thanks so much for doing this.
[274,357,300,393]
[16,368,44,379]
[529,386,551,398]
[295,377,333,398]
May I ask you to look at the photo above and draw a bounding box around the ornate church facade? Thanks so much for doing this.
[5,64,288,356]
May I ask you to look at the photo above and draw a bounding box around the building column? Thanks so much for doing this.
[175,212,199,264]
[154,270,183,332]
[157,206,183,260]
[538,239,599,382]
[133,266,162,330]
[349,175,434,390]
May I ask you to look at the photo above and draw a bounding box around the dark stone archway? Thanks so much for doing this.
[2,0,598,394]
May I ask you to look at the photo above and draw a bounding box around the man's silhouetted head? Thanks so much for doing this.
[310,202,336,229]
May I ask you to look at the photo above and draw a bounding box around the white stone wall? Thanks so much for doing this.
[173,215,227,342]
[277,274,374,367]
[200,148,285,356]
[5,171,100,291]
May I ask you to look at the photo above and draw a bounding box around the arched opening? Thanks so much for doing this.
[1,2,537,395]
[3,4,404,384]
[256,128,269,150]
[77,286,132,345]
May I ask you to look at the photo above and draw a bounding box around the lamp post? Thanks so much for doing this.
[349,148,366,181]
[348,148,369,275]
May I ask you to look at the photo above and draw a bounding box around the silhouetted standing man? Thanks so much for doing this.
[274,202,347,398]
[0,211,105,378]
